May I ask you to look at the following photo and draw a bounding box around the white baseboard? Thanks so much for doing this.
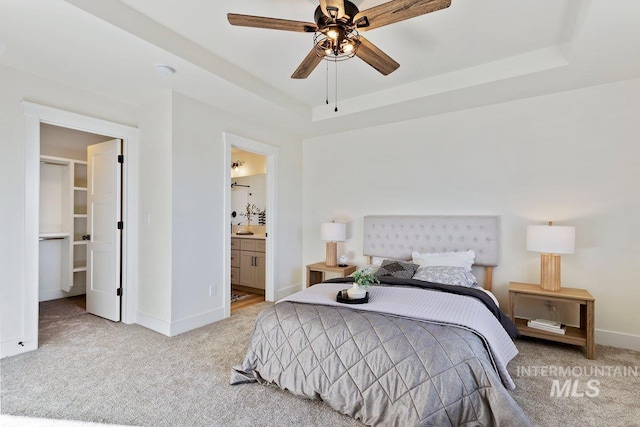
[169,307,225,337]
[1,338,37,359]
[276,283,303,301]
[39,288,85,302]
[135,311,171,336]
[137,307,225,337]
[596,329,640,352]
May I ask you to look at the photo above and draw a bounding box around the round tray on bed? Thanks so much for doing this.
[336,290,369,304]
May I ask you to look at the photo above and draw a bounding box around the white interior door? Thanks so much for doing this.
[87,139,122,321]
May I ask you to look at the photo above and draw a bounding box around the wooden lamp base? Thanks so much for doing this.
[540,253,562,291]
[325,241,338,267]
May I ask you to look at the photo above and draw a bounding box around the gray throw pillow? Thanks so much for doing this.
[412,265,479,288]
[375,259,419,280]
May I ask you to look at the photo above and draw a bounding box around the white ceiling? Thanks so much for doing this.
[2,0,640,138]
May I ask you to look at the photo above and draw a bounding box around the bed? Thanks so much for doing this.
[231,215,530,426]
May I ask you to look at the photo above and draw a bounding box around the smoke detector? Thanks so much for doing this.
[154,64,176,76]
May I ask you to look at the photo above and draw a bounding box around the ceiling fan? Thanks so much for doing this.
[228,0,452,79]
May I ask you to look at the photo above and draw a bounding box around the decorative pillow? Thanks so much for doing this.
[411,250,475,272]
[412,265,479,288]
[375,259,419,280]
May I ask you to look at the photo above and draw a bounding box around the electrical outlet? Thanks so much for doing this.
[209,284,216,297]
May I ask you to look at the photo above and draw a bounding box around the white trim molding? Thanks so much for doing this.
[16,101,139,359]
[596,329,640,352]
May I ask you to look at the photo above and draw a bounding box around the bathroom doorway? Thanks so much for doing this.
[223,133,278,318]
[230,148,266,312]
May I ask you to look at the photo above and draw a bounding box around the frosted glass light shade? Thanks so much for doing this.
[526,224,575,254]
[321,222,346,242]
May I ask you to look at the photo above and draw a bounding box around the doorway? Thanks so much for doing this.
[39,124,123,321]
[230,148,267,312]
[22,102,139,354]
[223,133,278,318]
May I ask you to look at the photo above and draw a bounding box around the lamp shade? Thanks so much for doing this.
[526,224,575,254]
[321,222,346,242]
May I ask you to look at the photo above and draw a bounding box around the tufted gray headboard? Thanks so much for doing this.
[363,215,499,267]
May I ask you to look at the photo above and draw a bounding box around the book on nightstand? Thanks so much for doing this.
[527,319,566,335]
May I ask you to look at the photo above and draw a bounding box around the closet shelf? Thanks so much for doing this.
[39,232,71,239]
[40,153,88,296]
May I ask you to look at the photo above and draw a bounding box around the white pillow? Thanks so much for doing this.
[411,250,475,272]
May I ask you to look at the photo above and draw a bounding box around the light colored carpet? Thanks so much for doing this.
[1,297,639,427]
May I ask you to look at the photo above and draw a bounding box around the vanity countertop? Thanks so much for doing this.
[232,234,266,240]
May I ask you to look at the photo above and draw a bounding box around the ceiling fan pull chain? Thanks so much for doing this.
[326,60,329,105]
[335,58,339,112]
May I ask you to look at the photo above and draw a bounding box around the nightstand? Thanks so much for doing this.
[306,262,356,287]
[508,282,595,359]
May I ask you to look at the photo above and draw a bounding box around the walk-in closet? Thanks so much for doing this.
[39,124,121,319]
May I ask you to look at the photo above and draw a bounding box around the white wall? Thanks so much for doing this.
[303,77,640,350]
[0,65,137,358]
[135,91,304,336]
[170,92,222,333]
[136,91,173,330]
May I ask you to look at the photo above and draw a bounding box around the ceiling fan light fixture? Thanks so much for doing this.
[313,28,359,60]
[228,0,452,109]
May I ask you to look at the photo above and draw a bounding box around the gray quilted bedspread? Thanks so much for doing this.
[231,302,530,426]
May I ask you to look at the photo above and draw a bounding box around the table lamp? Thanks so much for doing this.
[321,222,346,267]
[526,221,575,291]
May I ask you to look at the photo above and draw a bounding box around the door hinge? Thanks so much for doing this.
[116,288,122,296]
[117,221,124,230]
[117,154,124,164]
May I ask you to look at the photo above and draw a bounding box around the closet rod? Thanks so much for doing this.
[40,160,69,167]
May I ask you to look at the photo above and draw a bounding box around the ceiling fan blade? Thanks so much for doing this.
[355,0,451,31]
[228,13,317,33]
[319,0,346,19]
[291,49,323,79]
[355,36,400,75]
